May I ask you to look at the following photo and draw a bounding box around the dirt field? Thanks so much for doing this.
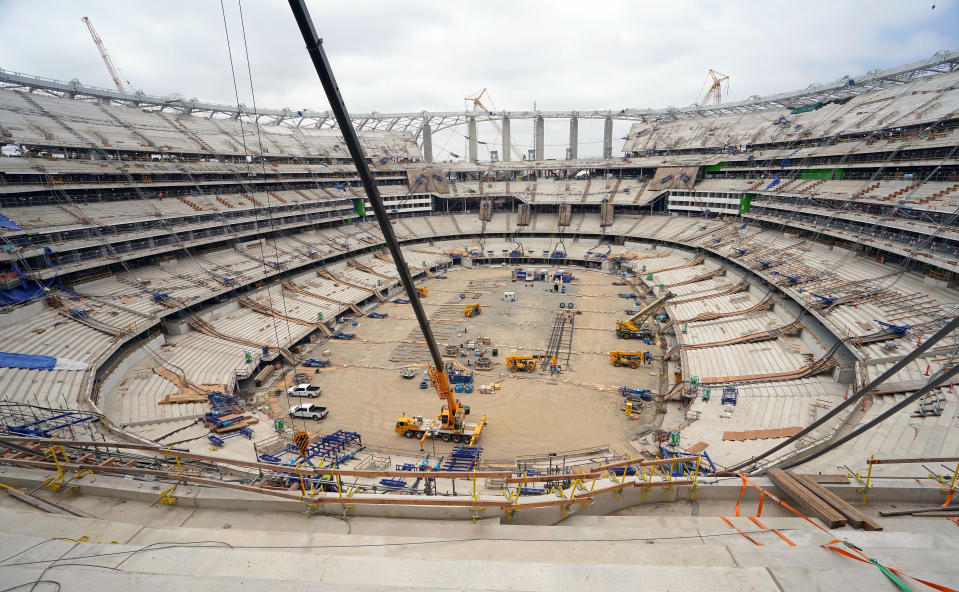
[284,265,662,462]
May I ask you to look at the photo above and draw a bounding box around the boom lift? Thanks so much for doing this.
[505,354,556,373]
[609,351,646,368]
[288,6,486,449]
[616,291,673,339]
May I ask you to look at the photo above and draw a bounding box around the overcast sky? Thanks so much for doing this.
[1,0,956,159]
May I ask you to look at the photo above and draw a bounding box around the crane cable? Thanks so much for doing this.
[219,0,289,370]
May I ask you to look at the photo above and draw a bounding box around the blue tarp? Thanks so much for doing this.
[0,283,45,307]
[0,213,22,231]
[0,352,57,370]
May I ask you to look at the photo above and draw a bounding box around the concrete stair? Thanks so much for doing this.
[0,505,955,590]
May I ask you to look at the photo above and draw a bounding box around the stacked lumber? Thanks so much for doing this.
[155,367,228,405]
[767,468,882,530]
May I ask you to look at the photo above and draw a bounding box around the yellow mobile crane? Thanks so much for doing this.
[616,292,673,339]
[394,365,486,445]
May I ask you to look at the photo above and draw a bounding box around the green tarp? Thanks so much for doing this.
[800,169,844,180]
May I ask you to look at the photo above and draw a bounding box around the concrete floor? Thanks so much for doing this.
[283,266,661,461]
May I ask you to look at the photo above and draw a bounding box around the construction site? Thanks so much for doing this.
[0,3,957,590]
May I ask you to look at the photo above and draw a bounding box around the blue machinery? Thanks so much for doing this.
[5,411,95,438]
[258,429,362,467]
[874,320,911,335]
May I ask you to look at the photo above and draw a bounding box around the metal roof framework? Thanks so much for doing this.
[1,50,957,140]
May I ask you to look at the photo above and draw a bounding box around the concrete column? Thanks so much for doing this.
[467,117,478,162]
[534,116,545,161]
[603,117,613,159]
[568,116,578,160]
[422,121,433,163]
[501,116,511,161]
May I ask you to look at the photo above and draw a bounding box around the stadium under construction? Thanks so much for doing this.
[0,4,958,590]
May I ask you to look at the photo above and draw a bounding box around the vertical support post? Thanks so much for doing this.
[568,116,578,160]
[603,117,613,159]
[689,455,701,501]
[467,117,478,163]
[501,116,511,162]
[421,120,433,163]
[534,115,544,161]
[860,455,875,503]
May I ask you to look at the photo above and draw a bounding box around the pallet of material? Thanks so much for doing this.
[158,392,208,405]
[254,364,275,387]
[722,427,803,441]
[767,468,847,529]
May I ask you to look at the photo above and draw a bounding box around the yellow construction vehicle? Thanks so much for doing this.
[395,364,487,445]
[609,351,645,369]
[616,291,673,339]
[464,303,481,317]
[505,354,556,373]
[415,287,428,297]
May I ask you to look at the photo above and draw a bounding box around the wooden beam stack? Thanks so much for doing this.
[767,468,882,531]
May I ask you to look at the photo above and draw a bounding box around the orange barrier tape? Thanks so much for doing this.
[736,473,833,535]
[917,479,957,507]
[720,516,763,546]
[823,539,958,592]
[748,515,796,546]
[735,474,748,517]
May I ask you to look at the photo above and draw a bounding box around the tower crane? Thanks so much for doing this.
[700,69,729,106]
[464,88,524,161]
[81,16,130,93]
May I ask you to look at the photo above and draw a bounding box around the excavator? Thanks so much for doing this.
[394,364,486,445]
[464,303,481,317]
[505,354,556,373]
[616,291,673,339]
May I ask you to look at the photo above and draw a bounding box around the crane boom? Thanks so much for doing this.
[288,0,486,448]
[700,68,729,106]
[616,291,673,338]
[465,88,524,161]
[81,16,127,93]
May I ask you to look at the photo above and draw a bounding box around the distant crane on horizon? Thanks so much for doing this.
[700,69,730,106]
[82,16,131,93]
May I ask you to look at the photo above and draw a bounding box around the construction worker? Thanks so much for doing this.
[644,351,651,365]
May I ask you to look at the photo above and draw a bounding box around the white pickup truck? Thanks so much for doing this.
[287,384,322,398]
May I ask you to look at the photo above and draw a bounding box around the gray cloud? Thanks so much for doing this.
[0,0,955,158]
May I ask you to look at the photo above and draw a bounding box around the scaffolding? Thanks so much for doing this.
[544,311,575,371]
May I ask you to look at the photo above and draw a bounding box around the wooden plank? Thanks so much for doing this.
[723,427,803,441]
[798,474,849,484]
[868,456,959,465]
[879,506,959,517]
[792,471,882,531]
[767,468,846,529]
